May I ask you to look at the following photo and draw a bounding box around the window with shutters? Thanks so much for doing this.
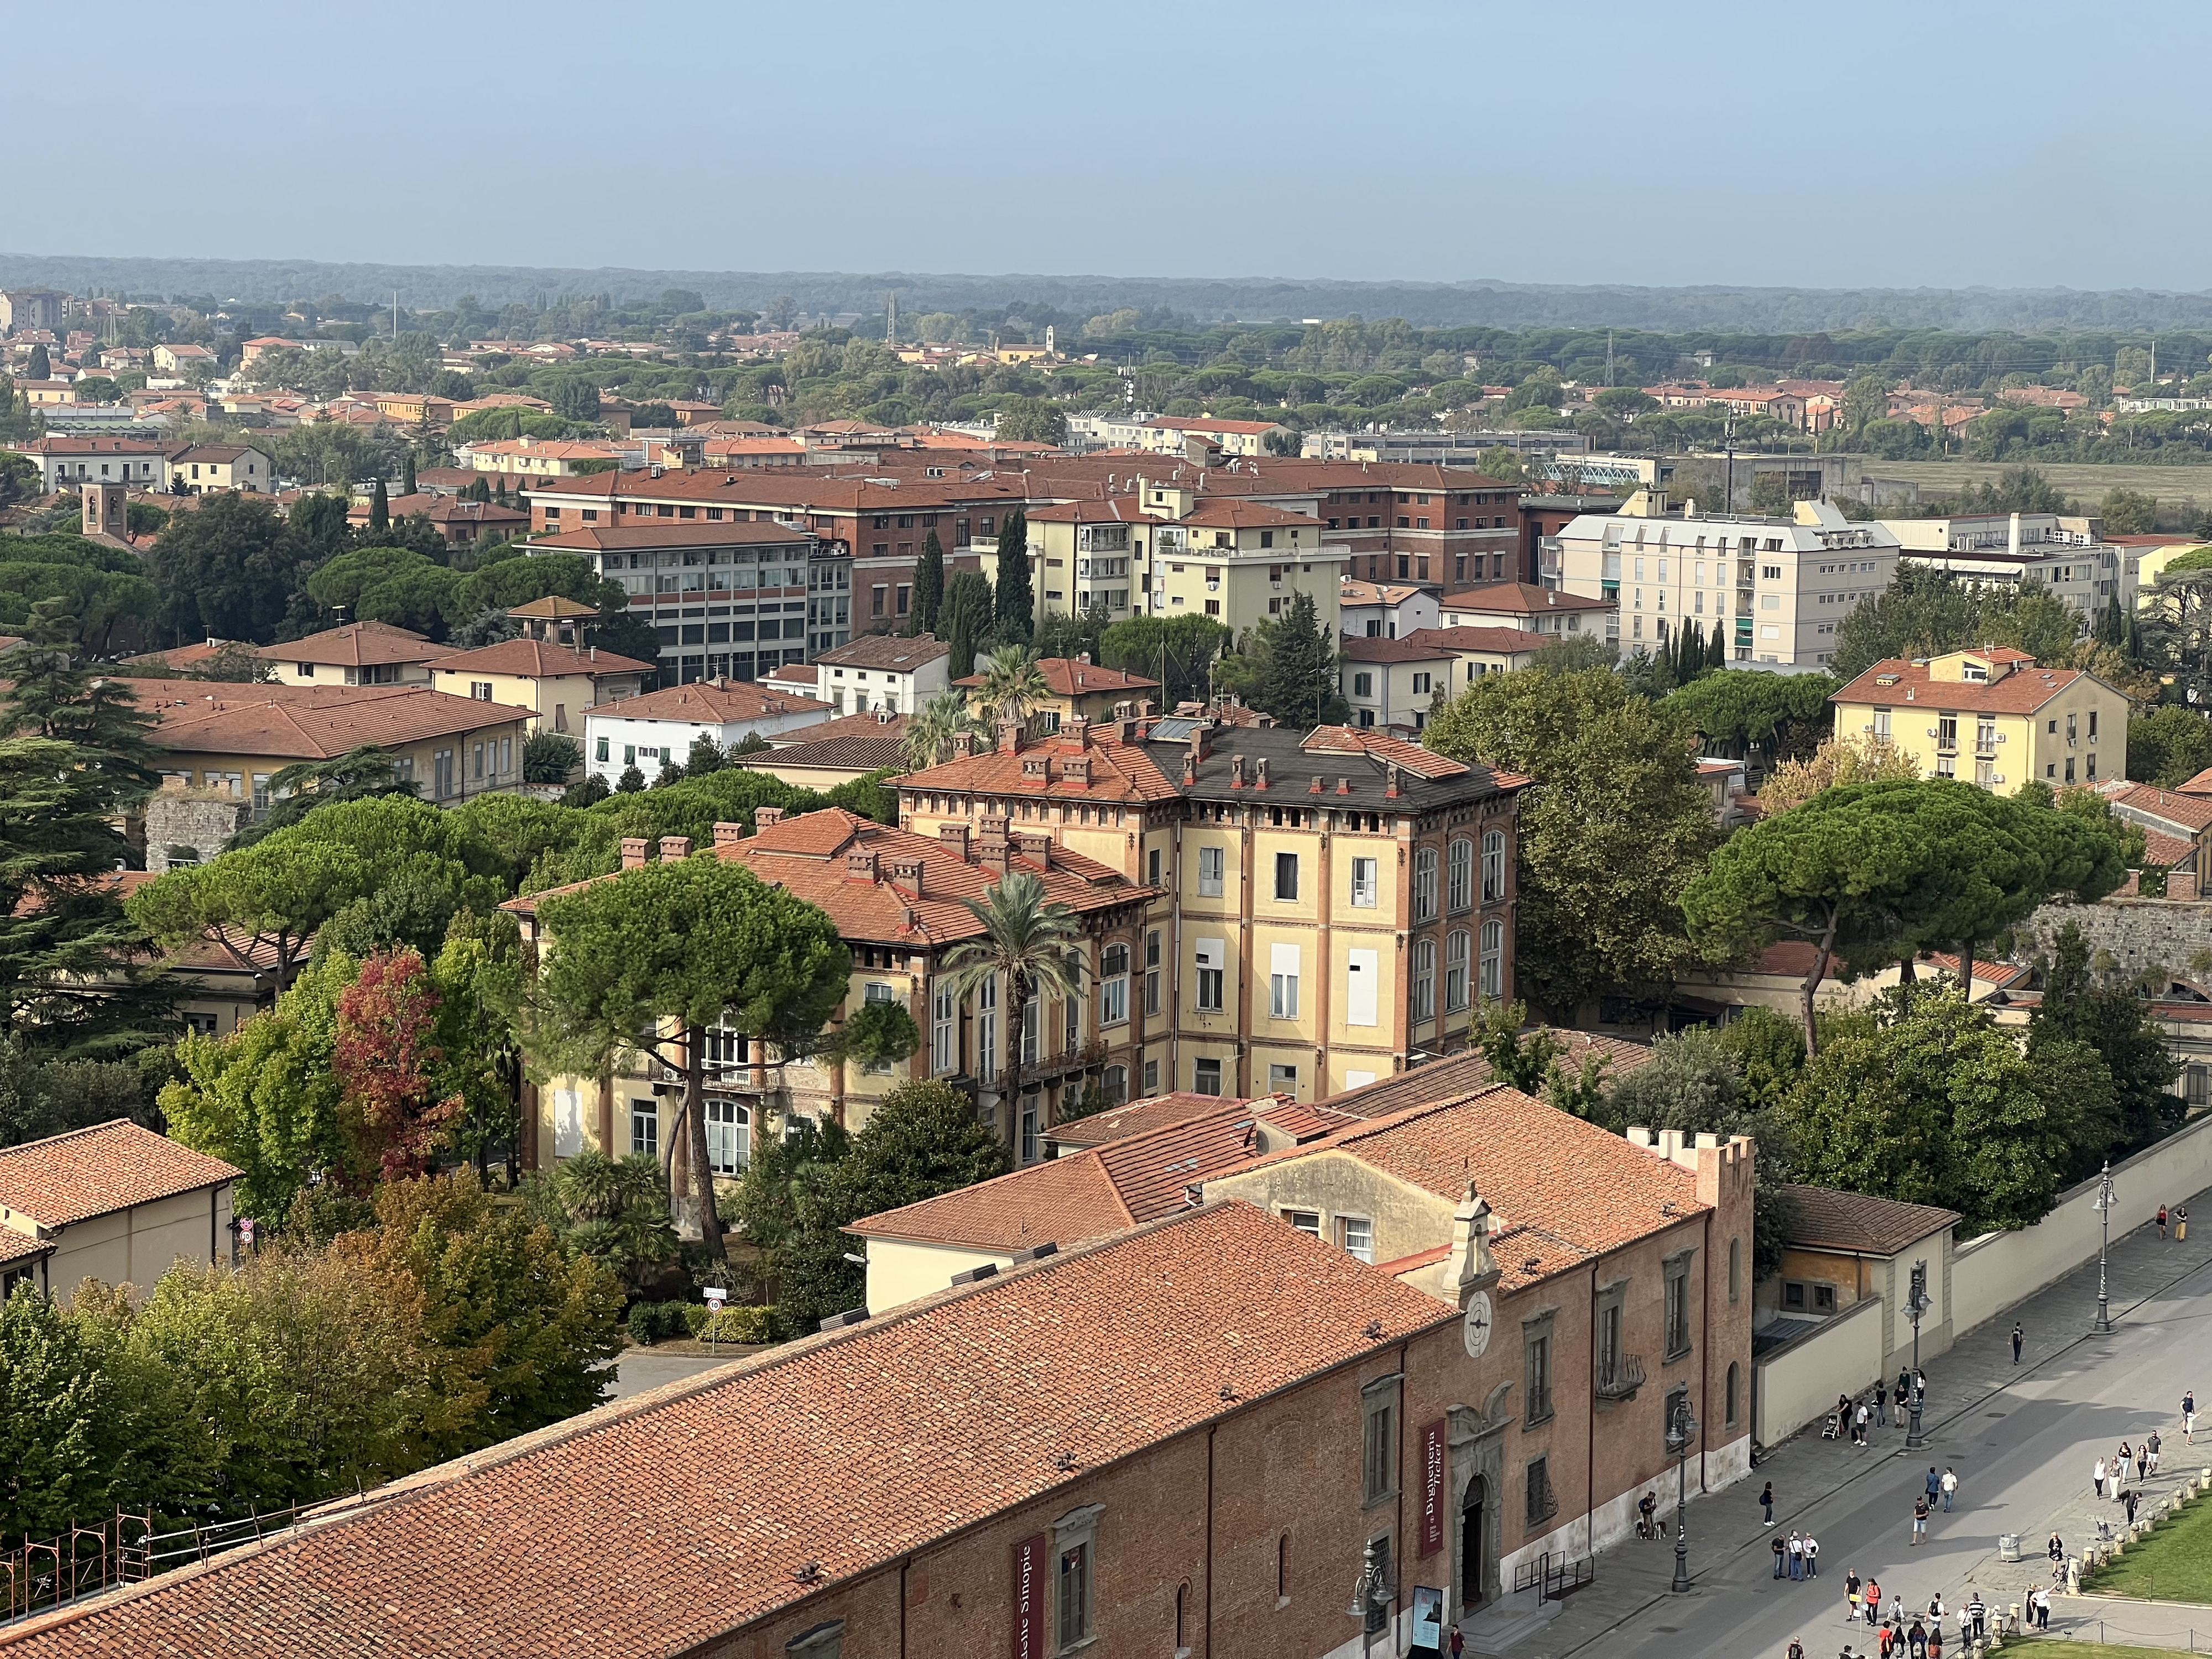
[1412,938,1436,1021]
[1274,851,1300,901]
[1479,919,1504,1001]
[1362,1380,1399,1505]
[1446,930,1471,1013]
[1481,830,1507,903]
[1350,855,1378,908]
[1144,930,1161,1015]
[1099,943,1129,1026]
[1447,838,1474,911]
[1198,844,1225,898]
[1413,847,1438,920]
[1269,943,1300,1019]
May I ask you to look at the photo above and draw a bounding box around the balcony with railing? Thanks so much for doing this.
[1594,1352,1645,1401]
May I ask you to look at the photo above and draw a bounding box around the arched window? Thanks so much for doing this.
[1728,1237,1741,1302]
[1478,919,1504,1002]
[1175,1582,1189,1650]
[1276,1534,1290,1604]
[1412,938,1437,1021]
[1448,838,1474,911]
[1103,1065,1128,1107]
[1726,1361,1741,1428]
[1413,847,1439,921]
[1481,830,1507,904]
[1446,930,1471,1013]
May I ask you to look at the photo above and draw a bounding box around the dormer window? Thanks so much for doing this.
[1960,663,1988,682]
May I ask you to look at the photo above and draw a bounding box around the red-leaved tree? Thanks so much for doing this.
[335,947,465,1186]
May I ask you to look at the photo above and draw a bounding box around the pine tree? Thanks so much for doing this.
[911,529,945,638]
[369,477,389,531]
[993,510,1032,644]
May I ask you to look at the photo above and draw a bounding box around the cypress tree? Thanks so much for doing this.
[369,476,389,531]
[1707,618,1728,670]
[25,345,48,382]
[911,529,945,638]
[403,450,418,497]
[993,510,1032,644]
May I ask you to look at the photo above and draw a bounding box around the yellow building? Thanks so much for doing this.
[424,635,652,736]
[1828,646,2129,792]
[461,435,629,477]
[260,620,442,687]
[1148,499,1346,637]
[2131,538,2212,609]
[165,444,273,494]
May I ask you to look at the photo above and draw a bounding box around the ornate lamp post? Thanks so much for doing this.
[1666,1392,1699,1593]
[2094,1160,2116,1334]
[1906,1259,1930,1450]
[1346,1536,1394,1656]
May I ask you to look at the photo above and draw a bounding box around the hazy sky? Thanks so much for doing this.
[20,0,2210,290]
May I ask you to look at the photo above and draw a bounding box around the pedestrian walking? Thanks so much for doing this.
[2094,1456,2109,1497]
[2138,1441,2150,1482]
[1907,1618,1928,1659]
[1789,1640,1806,1659]
[2125,1487,2140,1525]
[1927,1622,1942,1659]
[2179,1205,2189,1242]
[1775,1535,1788,1578]
[1924,1467,1942,1508]
[1912,1492,1931,1543]
[1805,1533,1821,1578]
[1940,1467,1958,1511]
[2048,1531,2065,1566]
[2150,1430,2163,1474]
[2185,1390,2198,1444]
[1927,1593,1944,1625]
[2011,1321,2024,1363]
[1762,1480,1776,1525]
[1954,1605,1970,1652]
[2159,1203,2169,1240]
[1790,1531,1806,1580]
[1877,1623,1895,1659]
[1896,1380,1911,1422]
[1876,1386,1888,1428]
[1846,1571,1863,1622]
[1968,1592,1987,1641]
[2119,1439,2133,1478]
[1451,1629,1466,1658]
[1865,1578,1882,1627]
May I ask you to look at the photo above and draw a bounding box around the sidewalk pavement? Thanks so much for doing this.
[1484,1179,2212,1658]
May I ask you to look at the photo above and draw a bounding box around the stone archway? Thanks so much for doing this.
[1449,1384,1511,1619]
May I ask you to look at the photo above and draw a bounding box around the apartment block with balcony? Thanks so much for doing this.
[1828,646,2130,794]
[1881,510,2139,622]
[1554,498,1901,666]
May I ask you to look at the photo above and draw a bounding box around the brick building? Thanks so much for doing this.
[1,1171,1752,1659]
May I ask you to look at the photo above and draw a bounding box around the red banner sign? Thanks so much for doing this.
[1420,1418,1448,1557]
[1012,1532,1047,1659]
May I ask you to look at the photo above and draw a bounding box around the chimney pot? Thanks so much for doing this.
[997,719,1024,754]
[754,806,785,829]
[938,821,972,860]
[1337,776,1352,795]
[712,820,745,847]
[658,835,692,861]
[1254,756,1270,790]
[619,837,650,870]
[1309,775,1324,794]
[1229,754,1246,789]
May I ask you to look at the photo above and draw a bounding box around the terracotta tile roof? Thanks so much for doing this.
[1253,459,1519,492]
[1319,1031,1655,1119]
[2176,767,2212,797]
[1439,583,1615,614]
[525,469,1037,514]
[1177,498,1321,530]
[116,680,531,761]
[580,679,829,725]
[760,662,818,685]
[1231,1089,1707,1285]
[1339,580,1427,606]
[424,638,652,679]
[764,709,905,745]
[1406,625,1551,655]
[899,728,1185,804]
[507,595,598,620]
[0,1202,1449,1659]
[1044,1092,1272,1150]
[0,1120,239,1228]
[2140,828,2198,869]
[743,717,909,774]
[812,634,950,672]
[1339,634,1457,664]
[262,620,440,669]
[1830,656,2103,715]
[949,658,1159,698]
[0,1225,48,1270]
[1298,725,1468,779]
[1780,1184,1959,1255]
[168,444,264,465]
[2104,781,2212,834]
[1022,499,1161,525]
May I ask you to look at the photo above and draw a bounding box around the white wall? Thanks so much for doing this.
[865,1236,1015,1313]
[583,705,830,785]
[1952,1109,2212,1332]
[1755,1295,1886,1447]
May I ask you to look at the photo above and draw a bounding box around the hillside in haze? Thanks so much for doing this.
[9,251,2212,332]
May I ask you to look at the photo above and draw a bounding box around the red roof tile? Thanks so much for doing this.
[898,728,1185,804]
[0,1203,1451,1659]
[1439,583,1615,614]
[950,658,1159,698]
[262,620,439,669]
[0,1120,239,1228]
[585,679,831,725]
[424,638,653,679]
[1831,656,2105,715]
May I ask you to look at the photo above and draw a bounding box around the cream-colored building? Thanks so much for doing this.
[426,635,652,737]
[0,1120,240,1300]
[165,443,274,494]
[1147,498,1346,638]
[1828,646,2130,792]
[460,435,634,477]
[1339,634,1454,732]
[262,620,442,687]
[1554,497,1901,666]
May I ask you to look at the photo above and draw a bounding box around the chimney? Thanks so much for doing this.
[1077,650,1091,665]
[1229,754,1246,789]
[620,837,650,870]
[2008,511,2022,557]
[1308,775,1324,795]
[1015,831,1053,868]
[976,816,1012,875]
[1141,699,1158,718]
[1337,776,1352,795]
[887,857,924,897]
[1385,763,1402,799]
[1067,716,1090,748]
[1182,750,1198,786]
[1253,756,1270,790]
[1061,754,1092,787]
[1189,722,1213,764]
[997,719,1025,754]
[754,806,785,830]
[938,821,972,860]
[951,730,977,759]
[846,848,880,883]
[712,820,745,849]
[658,835,692,861]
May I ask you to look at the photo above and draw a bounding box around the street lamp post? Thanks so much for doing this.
[1345,1537,1394,1657]
[1906,1259,1930,1450]
[2094,1160,2116,1334]
[1666,1393,1699,1593]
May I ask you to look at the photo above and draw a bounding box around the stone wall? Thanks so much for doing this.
[2013,898,2212,983]
[144,793,250,874]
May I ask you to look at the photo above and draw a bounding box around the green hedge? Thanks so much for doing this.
[625,1300,781,1345]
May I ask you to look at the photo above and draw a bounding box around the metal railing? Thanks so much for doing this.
[1595,1353,1646,1400]
[0,1506,297,1626]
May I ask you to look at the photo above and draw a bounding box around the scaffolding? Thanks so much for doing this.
[0,1505,299,1624]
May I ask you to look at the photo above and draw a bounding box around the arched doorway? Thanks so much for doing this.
[1460,1475,1488,1610]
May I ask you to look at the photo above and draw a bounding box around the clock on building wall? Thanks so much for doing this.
[1463,1291,1493,1359]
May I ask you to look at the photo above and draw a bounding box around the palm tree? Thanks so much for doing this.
[902,689,985,771]
[940,868,1084,1156]
[974,645,1051,731]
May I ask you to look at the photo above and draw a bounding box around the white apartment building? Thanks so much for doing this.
[1879,511,2138,620]
[1554,498,1902,667]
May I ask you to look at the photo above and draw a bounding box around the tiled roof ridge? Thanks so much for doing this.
[847,1140,1136,1243]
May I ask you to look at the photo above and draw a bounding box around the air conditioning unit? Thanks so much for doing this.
[1927,728,1939,738]
[1994,774,2006,784]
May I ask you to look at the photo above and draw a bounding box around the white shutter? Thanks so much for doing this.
[554,1088,584,1157]
[1269,942,1300,978]
[1344,1070,1377,1089]
[1347,948,1379,1027]
[1195,937,1226,970]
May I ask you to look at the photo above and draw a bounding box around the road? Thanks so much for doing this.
[1500,1195,2212,1659]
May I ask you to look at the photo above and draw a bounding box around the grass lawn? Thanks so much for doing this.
[2016,1642,2198,1659]
[2085,1493,2212,1603]
[1866,458,2212,519]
